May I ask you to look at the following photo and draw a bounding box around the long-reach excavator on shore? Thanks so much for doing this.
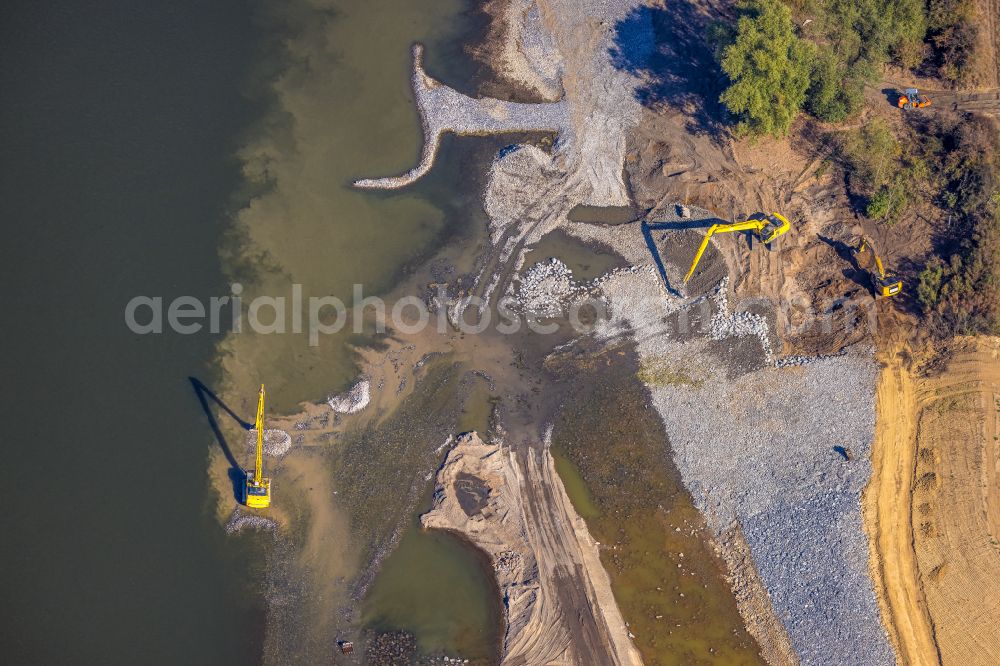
[853,236,902,297]
[244,384,272,509]
[683,212,790,283]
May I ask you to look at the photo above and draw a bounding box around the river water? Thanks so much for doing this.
[0,0,499,663]
[1,2,263,663]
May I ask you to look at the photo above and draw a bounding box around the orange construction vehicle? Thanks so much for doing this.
[898,88,931,110]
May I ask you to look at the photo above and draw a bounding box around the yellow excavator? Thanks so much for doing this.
[683,213,791,283]
[244,384,272,508]
[854,236,902,297]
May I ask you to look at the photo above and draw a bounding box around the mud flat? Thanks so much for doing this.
[422,432,642,665]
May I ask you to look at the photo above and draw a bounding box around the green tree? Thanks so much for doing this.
[795,0,927,122]
[917,257,945,313]
[806,48,862,123]
[718,0,815,137]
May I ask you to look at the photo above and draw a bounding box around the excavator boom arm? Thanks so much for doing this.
[684,224,719,283]
[683,220,767,283]
[254,384,265,483]
[873,255,886,279]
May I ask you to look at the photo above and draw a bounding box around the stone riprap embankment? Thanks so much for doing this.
[353,44,569,190]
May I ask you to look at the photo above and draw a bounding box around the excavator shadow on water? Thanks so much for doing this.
[190,377,253,503]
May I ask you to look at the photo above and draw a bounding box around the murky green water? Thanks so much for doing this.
[548,348,764,665]
[215,0,507,661]
[220,0,491,410]
[363,514,501,662]
[552,451,602,520]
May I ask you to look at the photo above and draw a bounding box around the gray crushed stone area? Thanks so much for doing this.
[568,204,894,664]
[648,354,892,665]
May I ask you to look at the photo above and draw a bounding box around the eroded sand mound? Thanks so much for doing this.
[422,432,642,665]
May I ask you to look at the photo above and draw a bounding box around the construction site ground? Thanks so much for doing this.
[867,339,1000,665]
[623,3,1000,663]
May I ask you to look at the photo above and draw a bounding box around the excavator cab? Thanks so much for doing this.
[854,237,902,297]
[753,213,790,244]
[898,88,931,110]
[873,273,903,297]
[244,384,272,509]
[245,478,271,508]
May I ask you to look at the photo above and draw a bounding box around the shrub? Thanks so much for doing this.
[927,0,978,84]
[917,116,1000,335]
[917,257,945,312]
[866,188,894,220]
[806,49,863,122]
[718,0,815,137]
[796,0,927,122]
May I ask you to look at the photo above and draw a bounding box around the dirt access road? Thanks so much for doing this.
[866,338,1000,665]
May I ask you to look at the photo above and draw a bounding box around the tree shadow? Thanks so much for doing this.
[608,3,730,140]
[190,376,251,503]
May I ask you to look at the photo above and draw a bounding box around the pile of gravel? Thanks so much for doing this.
[709,279,773,362]
[246,428,292,457]
[327,378,370,414]
[513,258,578,316]
[225,509,277,534]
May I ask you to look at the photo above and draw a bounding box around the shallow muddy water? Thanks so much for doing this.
[523,228,630,281]
[363,511,502,663]
[208,1,508,662]
[547,344,765,665]
[219,0,494,410]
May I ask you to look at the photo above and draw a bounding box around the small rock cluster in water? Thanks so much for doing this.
[224,509,276,534]
[327,378,371,414]
[513,258,580,317]
[245,428,292,457]
[363,630,416,665]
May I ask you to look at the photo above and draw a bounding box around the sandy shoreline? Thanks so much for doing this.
[422,432,642,665]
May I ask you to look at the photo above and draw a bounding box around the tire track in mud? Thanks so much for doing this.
[864,355,942,666]
[909,339,1000,664]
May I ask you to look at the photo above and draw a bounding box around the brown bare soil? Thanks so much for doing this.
[863,349,941,666]
[973,0,1000,88]
[910,338,1000,664]
[864,337,1000,666]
